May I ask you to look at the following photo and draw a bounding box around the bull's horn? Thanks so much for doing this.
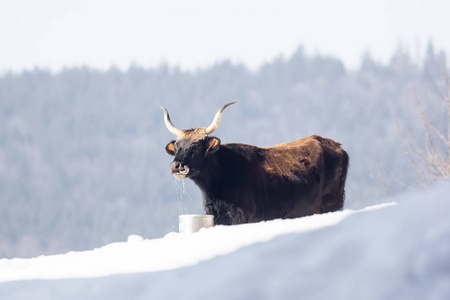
[160,107,183,136]
[204,102,236,135]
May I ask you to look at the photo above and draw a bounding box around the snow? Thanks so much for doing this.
[1,182,450,300]
[0,205,365,282]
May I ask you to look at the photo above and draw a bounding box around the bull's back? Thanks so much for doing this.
[222,135,348,219]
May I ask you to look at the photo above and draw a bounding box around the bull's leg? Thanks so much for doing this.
[205,200,247,225]
[320,151,349,213]
[321,190,344,213]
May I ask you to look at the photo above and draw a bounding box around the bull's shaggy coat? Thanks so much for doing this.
[162,103,349,225]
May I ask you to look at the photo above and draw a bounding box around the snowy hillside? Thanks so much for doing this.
[1,182,450,299]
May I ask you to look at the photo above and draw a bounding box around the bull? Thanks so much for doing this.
[161,102,349,225]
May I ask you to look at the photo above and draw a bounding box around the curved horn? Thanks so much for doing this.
[205,102,236,135]
[160,107,183,136]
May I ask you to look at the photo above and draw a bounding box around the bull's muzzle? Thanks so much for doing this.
[170,161,190,179]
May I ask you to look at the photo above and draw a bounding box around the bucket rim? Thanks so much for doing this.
[179,214,214,218]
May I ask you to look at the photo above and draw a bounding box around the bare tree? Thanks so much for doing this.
[401,71,450,187]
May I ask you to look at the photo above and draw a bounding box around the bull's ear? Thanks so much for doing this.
[206,137,221,155]
[165,141,176,156]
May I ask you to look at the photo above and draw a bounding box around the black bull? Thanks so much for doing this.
[162,102,349,225]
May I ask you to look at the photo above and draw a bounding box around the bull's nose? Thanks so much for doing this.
[170,161,190,178]
[170,161,182,173]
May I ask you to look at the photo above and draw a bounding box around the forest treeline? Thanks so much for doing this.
[0,43,447,258]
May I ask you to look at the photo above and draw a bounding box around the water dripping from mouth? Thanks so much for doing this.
[174,178,193,215]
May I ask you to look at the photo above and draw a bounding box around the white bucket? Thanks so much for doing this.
[179,214,214,233]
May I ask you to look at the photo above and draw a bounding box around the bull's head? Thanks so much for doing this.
[161,102,236,179]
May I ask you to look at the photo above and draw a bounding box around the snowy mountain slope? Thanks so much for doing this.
[1,182,449,300]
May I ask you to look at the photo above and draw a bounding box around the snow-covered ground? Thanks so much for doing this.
[1,182,449,300]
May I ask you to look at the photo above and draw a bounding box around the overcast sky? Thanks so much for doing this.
[1,0,449,73]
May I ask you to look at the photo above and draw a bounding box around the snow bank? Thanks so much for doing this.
[1,182,450,300]
[0,203,369,282]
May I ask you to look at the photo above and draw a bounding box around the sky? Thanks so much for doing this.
[0,0,449,73]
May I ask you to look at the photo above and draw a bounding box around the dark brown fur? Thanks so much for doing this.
[166,134,349,225]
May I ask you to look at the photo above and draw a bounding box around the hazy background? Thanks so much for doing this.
[0,1,449,258]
